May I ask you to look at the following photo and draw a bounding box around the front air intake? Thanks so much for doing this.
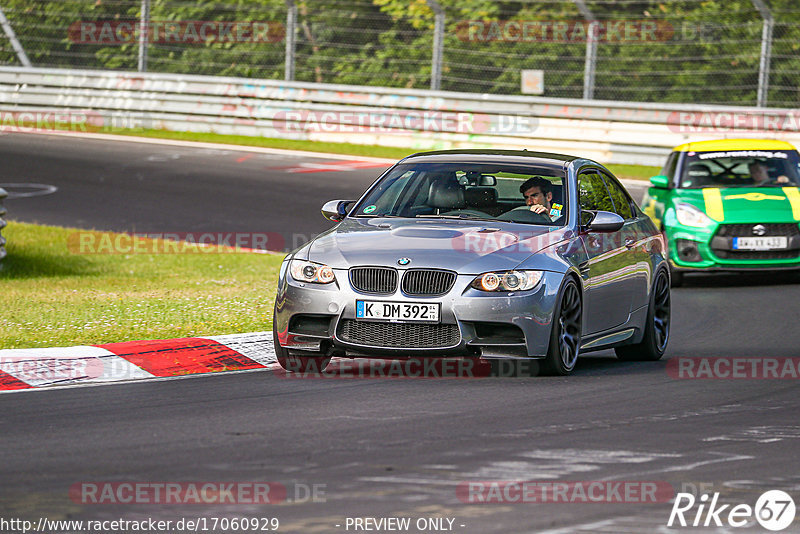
[349,267,398,294]
[401,269,457,296]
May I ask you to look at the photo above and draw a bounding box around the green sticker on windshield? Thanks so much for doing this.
[363,205,376,214]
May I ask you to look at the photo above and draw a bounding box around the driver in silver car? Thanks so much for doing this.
[520,177,562,222]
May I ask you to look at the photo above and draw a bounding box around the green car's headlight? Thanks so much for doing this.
[289,259,336,284]
[675,203,714,228]
[471,270,543,292]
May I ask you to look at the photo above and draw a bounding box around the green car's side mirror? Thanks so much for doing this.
[650,175,669,188]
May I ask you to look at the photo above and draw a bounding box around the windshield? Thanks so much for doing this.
[351,162,567,226]
[679,149,800,189]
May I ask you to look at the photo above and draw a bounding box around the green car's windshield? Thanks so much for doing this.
[680,149,800,189]
[352,162,567,226]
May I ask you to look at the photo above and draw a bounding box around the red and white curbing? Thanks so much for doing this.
[0,332,277,392]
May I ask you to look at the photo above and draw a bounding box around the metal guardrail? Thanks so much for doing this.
[2,67,800,167]
[0,187,7,265]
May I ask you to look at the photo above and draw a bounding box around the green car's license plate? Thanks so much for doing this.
[732,236,788,250]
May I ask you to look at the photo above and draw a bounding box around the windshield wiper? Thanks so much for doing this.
[416,214,495,221]
[355,214,409,218]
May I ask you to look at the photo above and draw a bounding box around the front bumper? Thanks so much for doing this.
[666,223,800,272]
[274,268,565,359]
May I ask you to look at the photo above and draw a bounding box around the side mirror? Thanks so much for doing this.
[321,200,354,222]
[650,175,669,188]
[587,211,625,233]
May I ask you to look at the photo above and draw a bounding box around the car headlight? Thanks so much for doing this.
[471,270,543,292]
[675,203,714,228]
[289,259,336,284]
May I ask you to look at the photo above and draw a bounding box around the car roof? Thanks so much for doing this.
[399,149,580,173]
[672,139,797,152]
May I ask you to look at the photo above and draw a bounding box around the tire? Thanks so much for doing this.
[273,319,331,373]
[541,278,582,376]
[615,269,670,361]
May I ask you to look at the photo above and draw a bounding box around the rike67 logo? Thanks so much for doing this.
[668,490,796,531]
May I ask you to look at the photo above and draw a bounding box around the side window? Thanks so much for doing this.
[578,172,615,225]
[600,173,634,220]
[661,152,678,179]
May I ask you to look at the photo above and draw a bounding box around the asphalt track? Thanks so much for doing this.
[2,133,800,533]
[0,132,389,247]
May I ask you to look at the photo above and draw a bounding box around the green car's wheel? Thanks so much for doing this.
[615,269,670,361]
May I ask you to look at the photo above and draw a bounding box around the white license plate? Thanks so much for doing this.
[356,300,440,323]
[732,236,788,250]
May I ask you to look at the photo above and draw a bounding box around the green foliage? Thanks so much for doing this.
[0,0,798,106]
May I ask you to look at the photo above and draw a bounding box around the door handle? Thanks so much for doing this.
[625,238,635,249]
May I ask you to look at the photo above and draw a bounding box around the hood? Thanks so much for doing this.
[675,186,800,224]
[305,218,571,274]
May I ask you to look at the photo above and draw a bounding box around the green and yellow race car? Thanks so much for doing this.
[643,139,800,286]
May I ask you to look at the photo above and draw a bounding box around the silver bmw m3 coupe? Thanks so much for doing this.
[273,150,670,375]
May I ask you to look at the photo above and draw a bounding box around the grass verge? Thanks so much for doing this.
[605,163,660,182]
[0,222,283,349]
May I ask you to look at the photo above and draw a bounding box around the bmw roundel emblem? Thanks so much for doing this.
[397,258,411,266]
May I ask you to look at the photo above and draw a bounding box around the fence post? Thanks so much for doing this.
[575,0,597,100]
[285,0,297,81]
[0,187,7,267]
[426,0,444,91]
[138,0,150,72]
[0,5,31,67]
[751,0,773,107]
